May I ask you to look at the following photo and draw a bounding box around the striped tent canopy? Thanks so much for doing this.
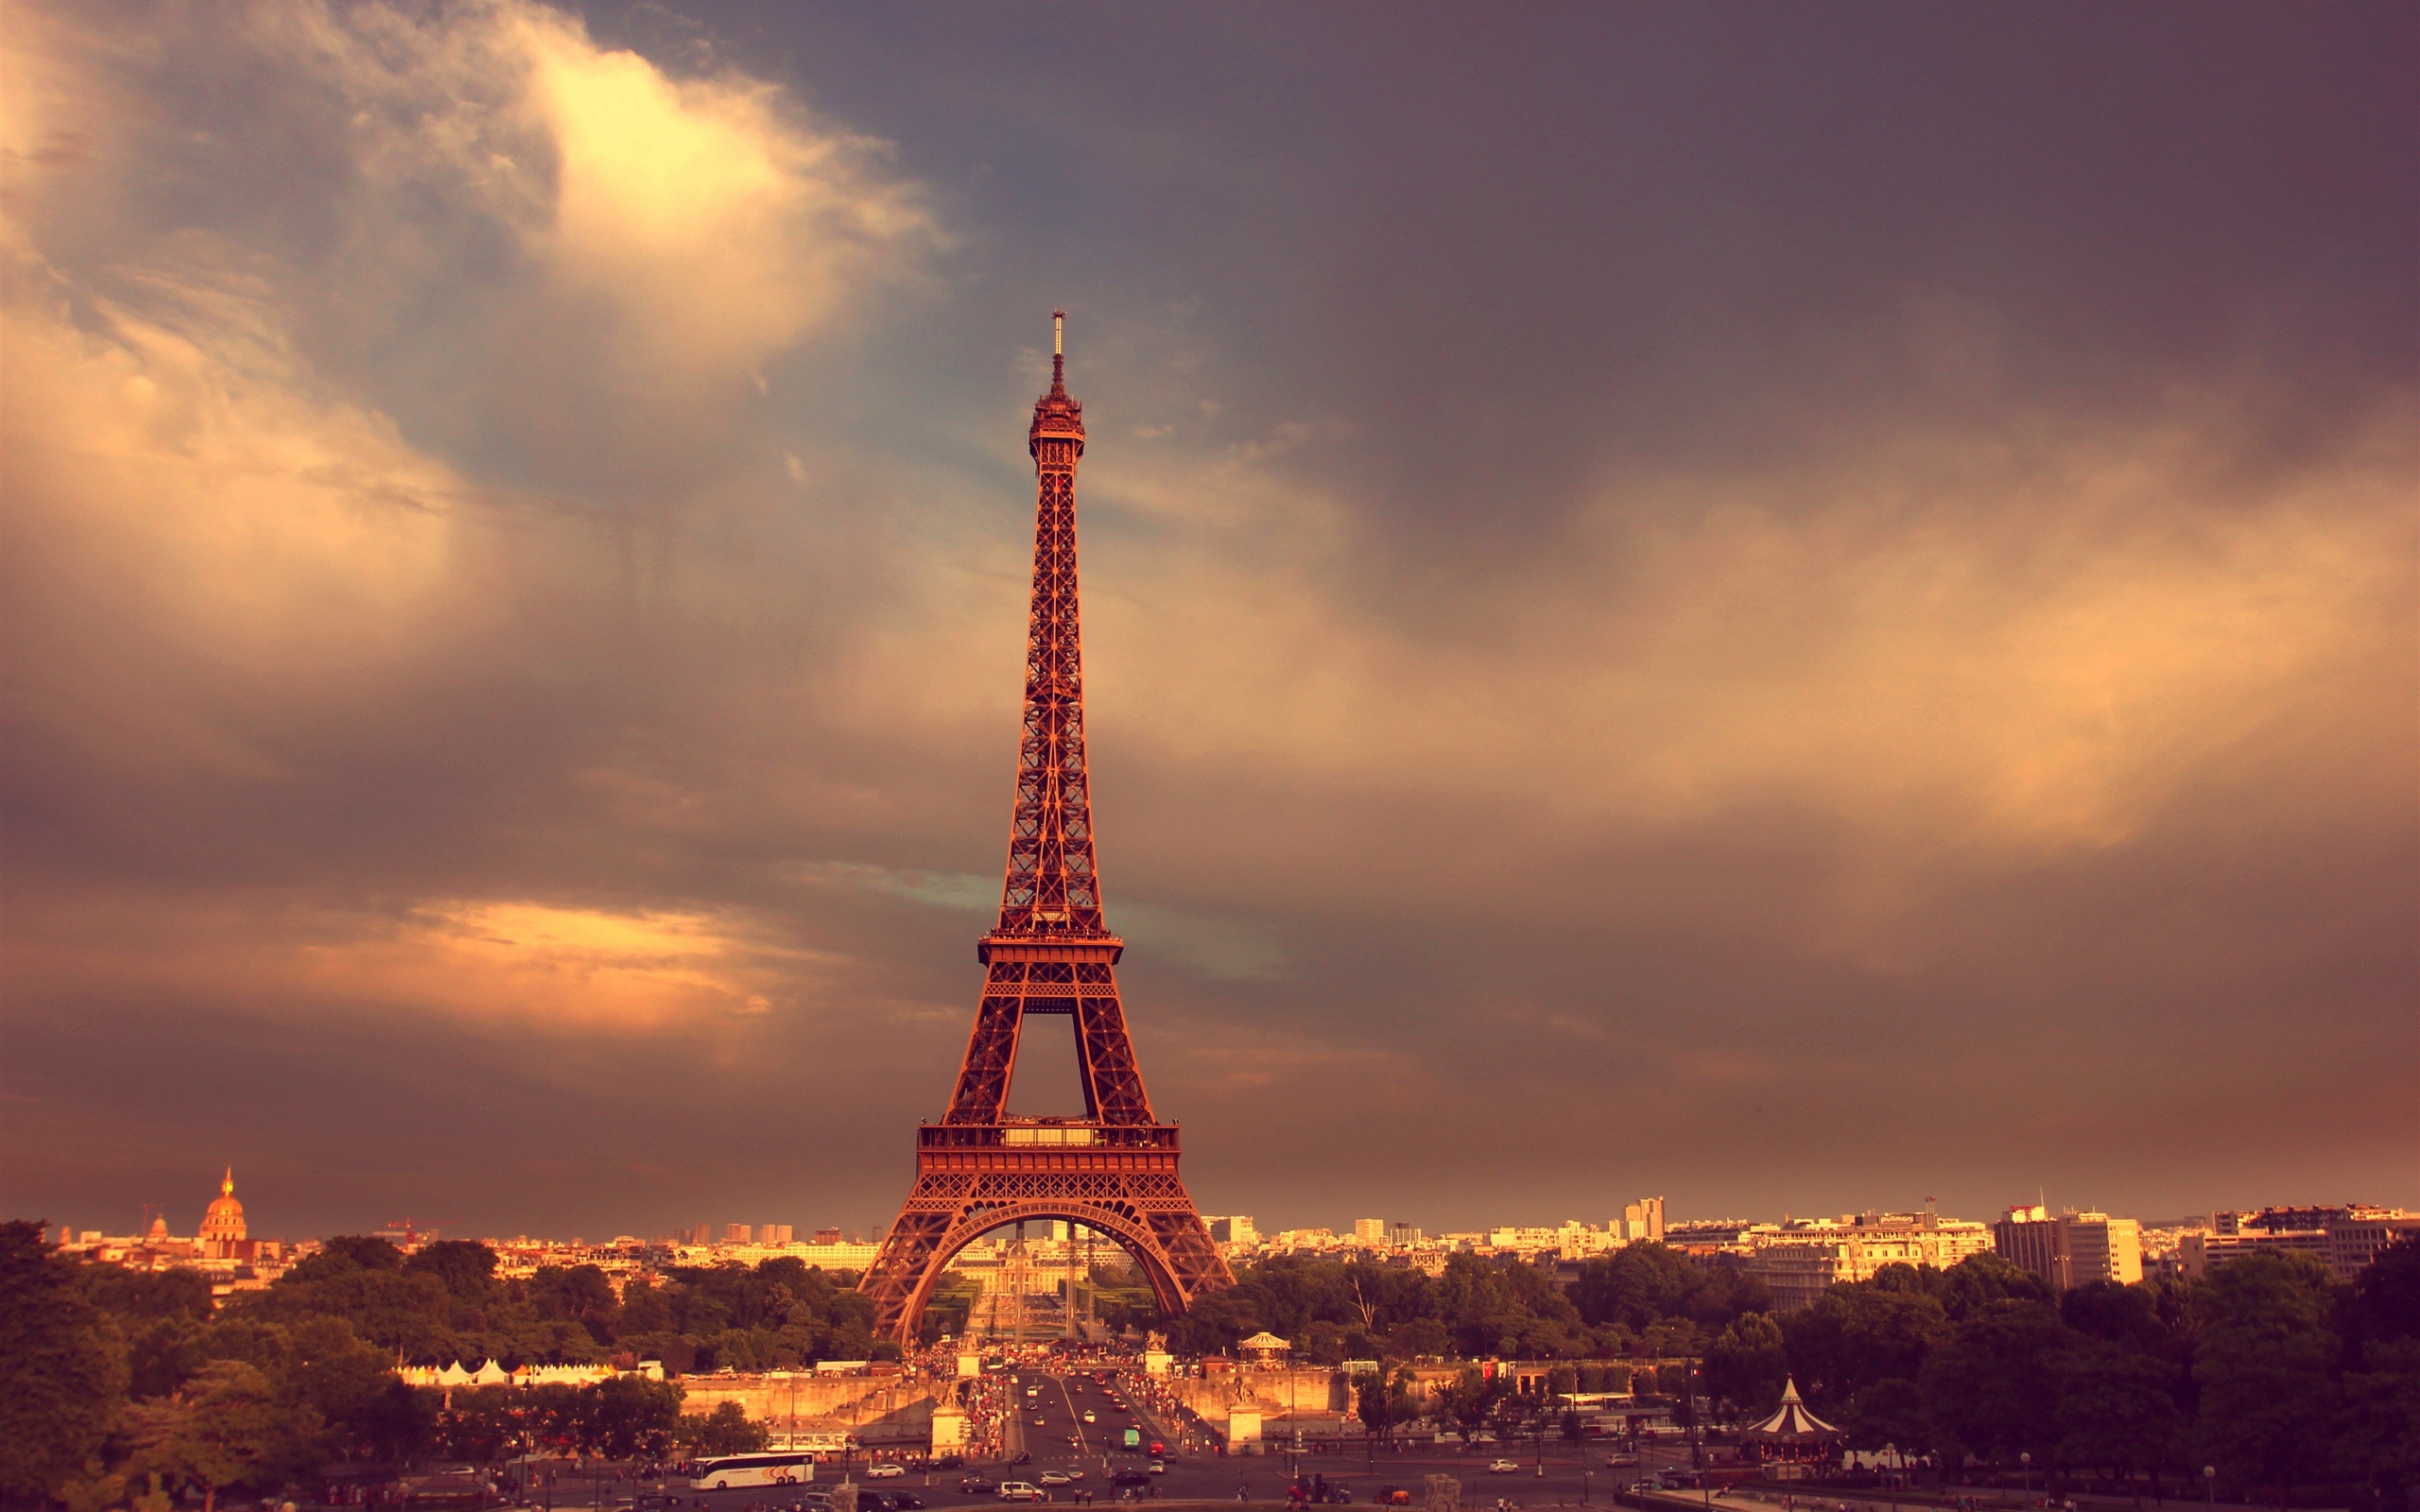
[1744,1379,1839,1441]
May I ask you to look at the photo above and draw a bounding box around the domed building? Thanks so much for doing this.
[199,1167,248,1259]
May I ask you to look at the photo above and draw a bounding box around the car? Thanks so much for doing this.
[1064,1472,1085,1482]
[933,1457,966,1471]
[867,1466,907,1479]
[1628,1481,1661,1495]
[1081,1413,1097,1424]
[996,1484,1044,1503]
[958,1479,996,1495]
[1032,1417,1047,1426]
[1010,1452,1032,1467]
[1038,1473,1072,1487]
[1109,1472,1152,1490]
[1488,1461,1520,1475]
[874,1496,925,1512]
[1603,1454,1639,1469]
[1148,1463,1165,1475]
[1147,1443,1164,1456]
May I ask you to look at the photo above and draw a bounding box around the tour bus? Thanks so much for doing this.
[689,1453,815,1489]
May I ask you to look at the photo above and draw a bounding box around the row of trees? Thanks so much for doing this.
[1177,1240,2419,1509]
[1690,1244,2420,1508]
[0,1222,839,1508]
[242,1234,892,1374]
[1171,1245,1770,1361]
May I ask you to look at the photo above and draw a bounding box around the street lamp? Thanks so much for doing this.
[2020,1452,2031,1506]
[2203,1466,2217,1512]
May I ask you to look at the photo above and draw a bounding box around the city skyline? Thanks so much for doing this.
[5,2,2416,1242]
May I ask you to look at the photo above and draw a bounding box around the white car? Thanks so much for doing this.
[1038,1473,1072,1487]
[997,1485,1044,1503]
[1488,1461,1520,1475]
[866,1466,906,1480]
[1081,1412,1097,1423]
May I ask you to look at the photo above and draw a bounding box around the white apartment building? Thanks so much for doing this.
[1618,1197,1666,1244]
[1740,1211,1994,1311]
[1205,1215,1258,1246]
[1993,1206,2143,1288]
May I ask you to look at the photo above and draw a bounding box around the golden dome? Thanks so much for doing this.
[199,1167,247,1245]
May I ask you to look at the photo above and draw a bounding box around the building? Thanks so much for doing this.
[725,1224,753,1244]
[1206,1215,1258,1246]
[199,1168,248,1260]
[1740,1211,1993,1311]
[2178,1206,2420,1282]
[762,1225,795,1246]
[1993,1206,2143,1288]
[1618,1197,1666,1244]
[1354,1218,1386,1243]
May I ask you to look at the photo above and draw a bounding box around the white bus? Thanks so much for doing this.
[688,1453,814,1489]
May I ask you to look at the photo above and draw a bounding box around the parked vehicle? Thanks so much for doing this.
[997,1484,1045,1503]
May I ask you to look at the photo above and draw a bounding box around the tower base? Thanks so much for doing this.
[859,1123,1232,1345]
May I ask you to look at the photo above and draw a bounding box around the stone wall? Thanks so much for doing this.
[676,1373,943,1439]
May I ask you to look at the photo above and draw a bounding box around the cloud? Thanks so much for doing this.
[1,1,2411,1236]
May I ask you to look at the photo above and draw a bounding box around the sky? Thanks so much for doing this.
[3,1,2413,1246]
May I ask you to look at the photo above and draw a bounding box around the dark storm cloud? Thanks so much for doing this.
[2,0,2411,1244]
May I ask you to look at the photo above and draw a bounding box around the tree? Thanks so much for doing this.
[0,1220,129,1502]
[2194,1253,2341,1505]
[1835,1378,1926,1453]
[677,1400,769,1453]
[1433,1366,1505,1448]
[1784,1281,1952,1417]
[126,1362,302,1512]
[1704,1314,1789,1419]
[1354,1370,1399,1441]
[1919,1300,2072,1464]
[2053,1341,2181,1479]
[588,1377,684,1456]
[405,1240,501,1300]
[2336,1239,2420,1503]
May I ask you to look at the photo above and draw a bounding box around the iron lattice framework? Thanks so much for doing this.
[858,317,1234,1344]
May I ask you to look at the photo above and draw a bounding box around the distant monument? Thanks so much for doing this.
[199,1167,247,1258]
[856,315,1232,1344]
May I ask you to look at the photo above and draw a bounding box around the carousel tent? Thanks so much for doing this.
[1744,1379,1839,1441]
[1237,1332,1292,1360]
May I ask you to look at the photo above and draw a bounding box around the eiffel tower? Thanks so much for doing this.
[857,315,1235,1346]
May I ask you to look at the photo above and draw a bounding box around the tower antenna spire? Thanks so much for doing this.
[1051,309,1065,387]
